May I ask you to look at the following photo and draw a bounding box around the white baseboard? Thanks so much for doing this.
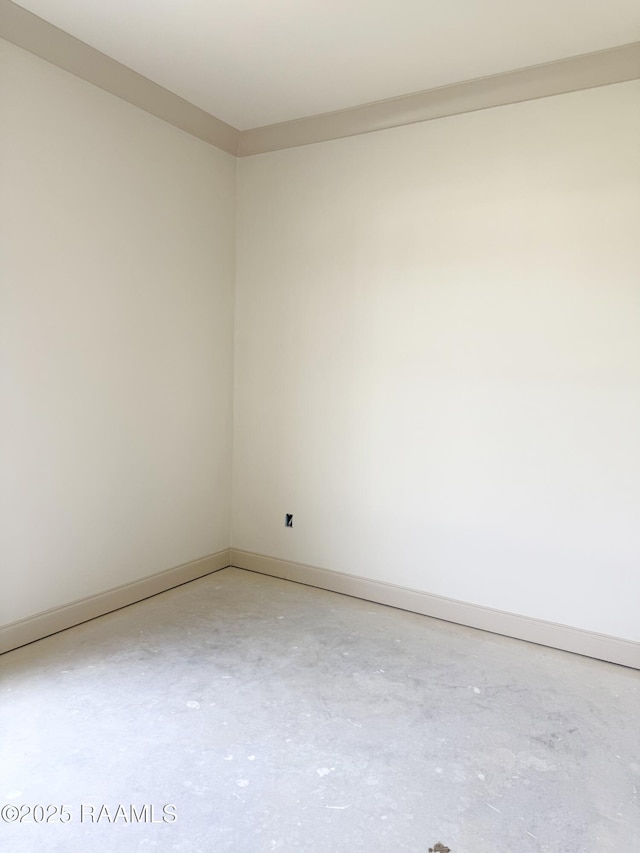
[230,549,640,670]
[0,549,231,655]
[4,546,637,669]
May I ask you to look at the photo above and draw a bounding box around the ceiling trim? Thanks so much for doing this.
[239,41,640,156]
[1,0,638,159]
[0,0,240,155]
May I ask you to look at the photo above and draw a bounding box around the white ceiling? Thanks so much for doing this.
[12,0,640,130]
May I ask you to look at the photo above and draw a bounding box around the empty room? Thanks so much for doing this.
[1,1,639,851]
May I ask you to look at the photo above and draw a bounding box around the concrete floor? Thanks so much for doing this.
[1,567,638,852]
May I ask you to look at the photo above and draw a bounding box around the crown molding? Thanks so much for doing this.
[0,0,240,155]
[2,0,639,159]
[238,41,640,155]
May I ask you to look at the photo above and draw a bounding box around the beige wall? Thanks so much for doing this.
[0,39,236,624]
[2,35,638,648]
[233,81,640,641]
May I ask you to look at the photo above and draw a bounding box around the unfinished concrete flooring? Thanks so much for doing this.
[1,567,638,852]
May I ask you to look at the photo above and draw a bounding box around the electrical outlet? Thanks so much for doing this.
[285,514,293,528]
